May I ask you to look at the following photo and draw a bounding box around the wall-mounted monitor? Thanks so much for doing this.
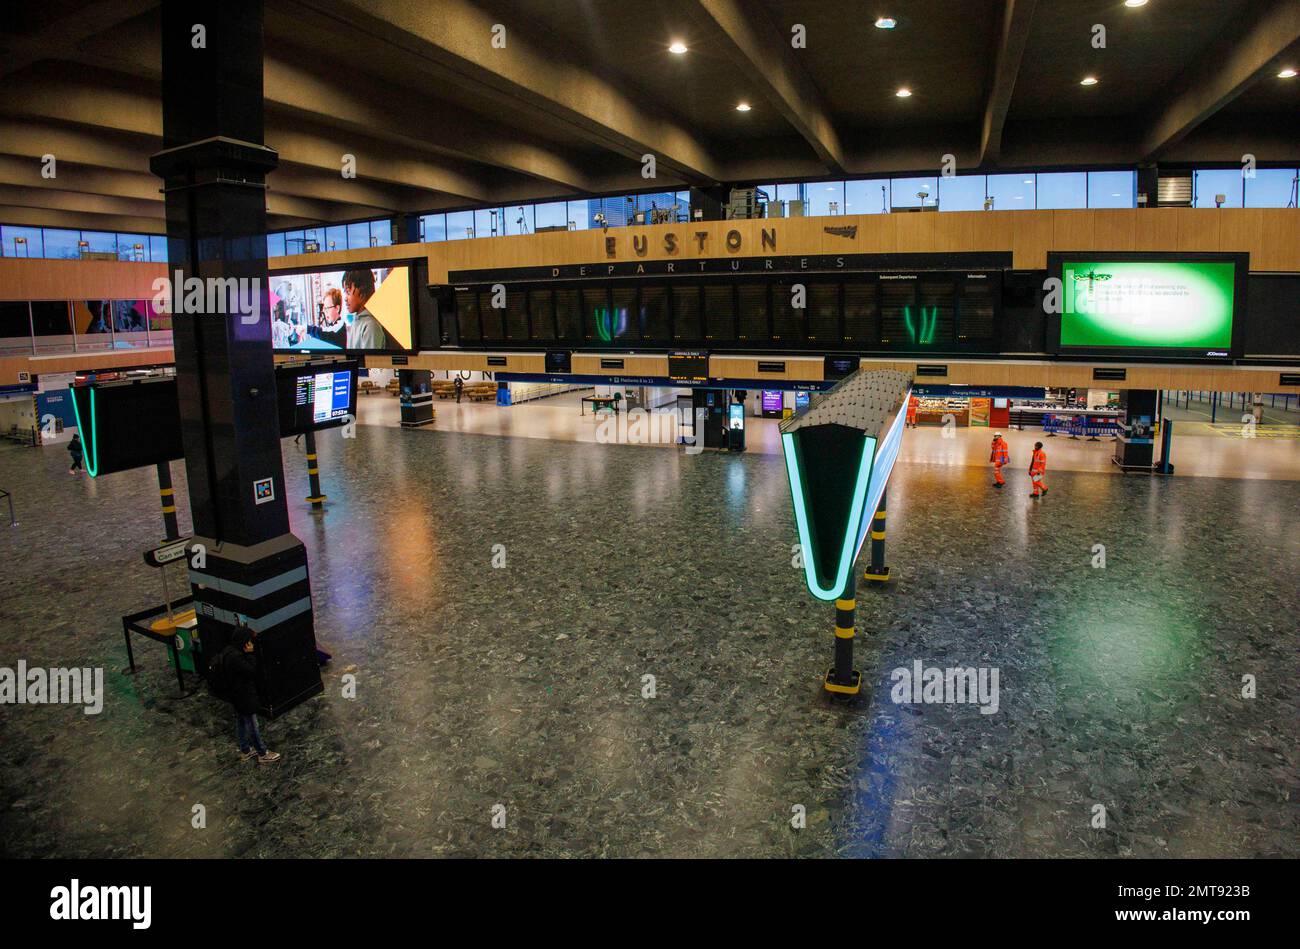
[668,351,708,382]
[1049,252,1246,359]
[271,262,415,353]
[545,351,571,374]
[274,361,358,437]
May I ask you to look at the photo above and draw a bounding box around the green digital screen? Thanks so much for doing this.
[1058,259,1236,350]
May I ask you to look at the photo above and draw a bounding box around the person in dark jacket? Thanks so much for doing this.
[216,626,281,763]
[67,433,84,473]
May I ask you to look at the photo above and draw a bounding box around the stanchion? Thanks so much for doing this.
[304,427,326,511]
[864,490,890,584]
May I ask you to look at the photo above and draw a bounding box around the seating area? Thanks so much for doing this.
[433,381,497,401]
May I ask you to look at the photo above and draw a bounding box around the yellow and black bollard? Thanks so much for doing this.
[824,575,862,696]
[156,461,179,541]
[863,489,890,583]
[304,427,327,512]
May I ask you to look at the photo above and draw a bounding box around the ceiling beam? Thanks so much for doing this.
[286,0,725,184]
[684,0,845,174]
[1140,0,1300,161]
[978,0,1038,168]
[0,205,165,234]
[0,184,162,220]
[0,0,157,79]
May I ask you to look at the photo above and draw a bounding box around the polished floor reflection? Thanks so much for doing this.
[0,426,1296,857]
[358,391,1300,480]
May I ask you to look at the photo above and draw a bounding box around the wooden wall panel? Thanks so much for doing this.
[364,352,544,373]
[0,347,174,386]
[1052,211,1095,252]
[1091,210,1137,251]
[0,259,168,301]
[1174,208,1221,252]
[710,355,823,381]
[1255,211,1300,272]
[572,354,668,376]
[1134,209,1180,252]
[894,212,937,253]
[1010,213,1054,269]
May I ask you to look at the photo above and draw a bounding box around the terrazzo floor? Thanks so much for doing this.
[0,425,1296,858]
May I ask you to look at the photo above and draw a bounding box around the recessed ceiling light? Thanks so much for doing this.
[1024,178,1033,184]
[735,102,751,112]
[895,87,912,97]
[668,41,688,54]
[1080,76,1099,85]
[1279,68,1298,79]
[875,17,897,29]
[1124,0,1148,8]
[1112,193,1122,197]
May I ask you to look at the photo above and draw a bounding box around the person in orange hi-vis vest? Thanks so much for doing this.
[1029,441,1049,498]
[906,395,918,428]
[990,433,1010,488]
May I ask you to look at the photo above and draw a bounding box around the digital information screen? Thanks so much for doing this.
[1055,257,1239,356]
[276,362,357,436]
[298,370,352,425]
[668,351,709,382]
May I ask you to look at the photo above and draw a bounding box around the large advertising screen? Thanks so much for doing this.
[1051,254,1243,357]
[271,263,413,353]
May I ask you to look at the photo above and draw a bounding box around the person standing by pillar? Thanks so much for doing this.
[990,433,1010,489]
[454,375,464,404]
[1030,441,1049,498]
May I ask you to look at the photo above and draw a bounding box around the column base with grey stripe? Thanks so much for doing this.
[188,533,323,718]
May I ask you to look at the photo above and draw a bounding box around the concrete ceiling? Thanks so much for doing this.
[0,0,1296,233]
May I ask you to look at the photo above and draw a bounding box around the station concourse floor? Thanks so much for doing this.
[0,412,1296,858]
[364,389,1300,481]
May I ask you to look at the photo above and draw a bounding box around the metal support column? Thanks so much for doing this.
[304,428,326,511]
[157,461,179,540]
[863,490,890,583]
[825,572,861,697]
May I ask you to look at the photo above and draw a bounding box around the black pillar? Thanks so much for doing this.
[150,0,321,717]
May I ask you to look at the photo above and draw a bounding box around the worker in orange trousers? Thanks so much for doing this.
[990,433,1010,488]
[1030,441,1049,498]
[906,395,918,428]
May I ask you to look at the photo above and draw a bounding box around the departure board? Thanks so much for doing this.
[843,282,878,342]
[530,289,555,339]
[703,285,734,341]
[504,287,529,340]
[957,280,996,341]
[737,284,768,341]
[771,282,803,342]
[555,288,581,340]
[641,286,670,342]
[455,290,480,342]
[806,283,840,342]
[672,285,701,339]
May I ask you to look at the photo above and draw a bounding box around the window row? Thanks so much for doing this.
[0,300,172,357]
[0,227,167,261]
[453,278,999,351]
[266,218,393,258]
